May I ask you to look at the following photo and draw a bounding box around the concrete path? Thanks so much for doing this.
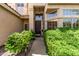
[28,37,47,56]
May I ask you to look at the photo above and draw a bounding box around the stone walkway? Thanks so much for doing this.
[28,37,47,56]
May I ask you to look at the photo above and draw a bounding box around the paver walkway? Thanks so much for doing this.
[28,37,47,56]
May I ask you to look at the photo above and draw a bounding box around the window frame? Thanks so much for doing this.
[25,24,29,30]
[63,18,79,28]
[47,11,57,19]
[63,9,79,16]
[16,3,24,7]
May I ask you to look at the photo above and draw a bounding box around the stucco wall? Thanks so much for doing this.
[28,4,34,31]
[46,4,79,28]
[0,6,23,46]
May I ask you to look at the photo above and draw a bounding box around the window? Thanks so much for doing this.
[47,12,57,19]
[25,24,29,30]
[47,21,57,29]
[63,9,79,16]
[35,15,43,21]
[73,18,79,28]
[16,3,24,15]
[16,3,24,7]
[63,18,72,27]
[63,18,79,28]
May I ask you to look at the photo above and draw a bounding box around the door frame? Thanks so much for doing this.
[34,14,44,35]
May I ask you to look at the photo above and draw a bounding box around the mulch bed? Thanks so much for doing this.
[0,45,5,56]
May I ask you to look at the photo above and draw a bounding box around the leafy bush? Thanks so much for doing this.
[44,28,79,56]
[5,30,34,54]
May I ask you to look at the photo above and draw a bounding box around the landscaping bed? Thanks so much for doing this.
[2,30,35,56]
[44,28,79,56]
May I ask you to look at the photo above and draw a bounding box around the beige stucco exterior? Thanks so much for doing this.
[1,3,79,46]
[45,4,79,28]
[4,3,79,31]
[0,4,23,46]
[28,4,34,31]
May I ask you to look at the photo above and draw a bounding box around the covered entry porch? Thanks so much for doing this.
[34,6,45,36]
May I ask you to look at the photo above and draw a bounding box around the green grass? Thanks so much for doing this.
[44,27,79,56]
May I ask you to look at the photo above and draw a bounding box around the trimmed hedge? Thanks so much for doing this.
[5,30,34,54]
[44,28,79,56]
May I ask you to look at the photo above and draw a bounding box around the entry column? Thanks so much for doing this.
[28,4,34,31]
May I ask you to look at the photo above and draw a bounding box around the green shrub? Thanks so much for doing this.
[44,28,79,56]
[5,30,34,54]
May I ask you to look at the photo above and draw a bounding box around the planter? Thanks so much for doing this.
[2,39,34,56]
[16,39,34,56]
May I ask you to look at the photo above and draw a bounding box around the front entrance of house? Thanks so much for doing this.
[34,6,45,36]
[35,14,43,35]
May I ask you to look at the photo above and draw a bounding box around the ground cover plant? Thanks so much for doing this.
[5,30,34,54]
[44,27,79,56]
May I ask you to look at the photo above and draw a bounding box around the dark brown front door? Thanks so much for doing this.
[35,21,41,34]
